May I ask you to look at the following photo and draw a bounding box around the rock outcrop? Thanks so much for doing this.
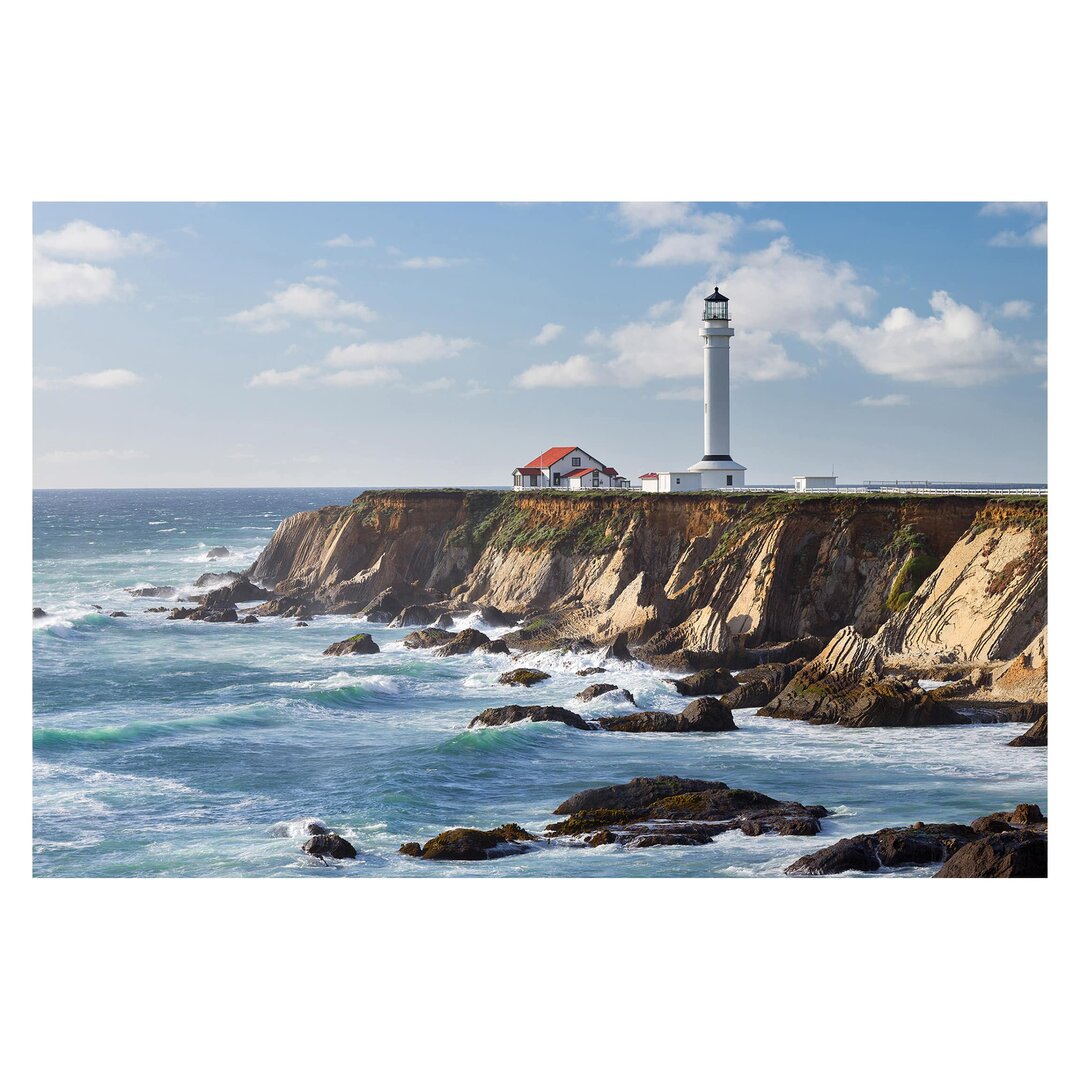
[576,683,634,705]
[672,668,737,697]
[302,833,357,860]
[1008,713,1047,747]
[399,823,535,861]
[468,705,591,730]
[435,628,491,657]
[598,697,736,733]
[322,633,380,656]
[786,804,1048,877]
[759,627,964,727]
[497,668,550,687]
[546,776,828,847]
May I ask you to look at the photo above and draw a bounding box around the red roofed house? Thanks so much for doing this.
[512,446,628,491]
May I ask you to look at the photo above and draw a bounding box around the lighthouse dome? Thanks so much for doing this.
[703,287,729,320]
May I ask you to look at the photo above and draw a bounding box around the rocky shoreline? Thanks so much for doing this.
[42,490,1046,877]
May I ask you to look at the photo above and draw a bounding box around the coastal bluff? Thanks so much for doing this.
[248,490,1047,681]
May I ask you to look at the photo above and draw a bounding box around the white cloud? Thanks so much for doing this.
[33,220,157,308]
[999,299,1033,319]
[246,365,320,388]
[979,202,1046,217]
[38,448,145,462]
[323,233,375,248]
[414,376,454,393]
[305,274,338,286]
[320,367,401,388]
[33,253,127,307]
[530,322,564,346]
[633,211,740,267]
[226,282,376,333]
[34,220,156,261]
[34,368,142,390]
[989,222,1047,247]
[514,354,605,389]
[751,218,786,232]
[398,255,466,269]
[616,203,693,232]
[855,393,909,407]
[324,333,472,367]
[828,291,1045,387]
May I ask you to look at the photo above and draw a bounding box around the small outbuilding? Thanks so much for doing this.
[793,475,837,492]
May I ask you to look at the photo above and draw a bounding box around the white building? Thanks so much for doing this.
[687,288,746,488]
[794,475,837,492]
[512,446,628,491]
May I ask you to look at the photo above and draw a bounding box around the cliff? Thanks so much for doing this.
[249,490,1047,668]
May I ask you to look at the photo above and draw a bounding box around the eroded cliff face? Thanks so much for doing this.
[249,490,1046,665]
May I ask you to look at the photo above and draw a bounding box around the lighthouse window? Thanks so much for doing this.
[726,475,733,486]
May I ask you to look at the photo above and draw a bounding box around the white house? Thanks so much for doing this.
[655,471,701,492]
[794,475,837,492]
[512,446,629,491]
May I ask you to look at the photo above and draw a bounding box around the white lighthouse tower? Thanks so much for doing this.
[687,286,746,488]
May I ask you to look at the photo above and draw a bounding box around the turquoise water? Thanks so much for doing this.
[33,488,1048,877]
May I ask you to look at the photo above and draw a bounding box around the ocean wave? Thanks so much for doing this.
[266,671,406,707]
[269,817,328,838]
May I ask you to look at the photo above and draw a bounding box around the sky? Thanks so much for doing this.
[32,201,1048,488]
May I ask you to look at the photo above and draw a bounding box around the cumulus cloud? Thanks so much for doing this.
[828,291,1045,387]
[989,222,1048,247]
[855,393,909,407]
[33,220,156,308]
[398,255,466,269]
[324,333,472,367]
[616,203,694,233]
[226,282,376,333]
[514,354,605,389]
[246,365,320,388]
[34,220,156,261]
[999,299,1033,319]
[633,210,740,267]
[751,218,786,232]
[530,322,564,346]
[414,376,455,393]
[322,233,375,248]
[321,367,401,388]
[34,368,143,390]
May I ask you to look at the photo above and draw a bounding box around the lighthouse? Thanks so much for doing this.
[687,286,746,487]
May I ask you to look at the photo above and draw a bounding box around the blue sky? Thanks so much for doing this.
[32,201,1047,487]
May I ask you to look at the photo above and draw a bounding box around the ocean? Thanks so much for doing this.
[32,488,1048,877]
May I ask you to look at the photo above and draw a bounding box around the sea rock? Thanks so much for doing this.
[478,605,515,628]
[205,546,231,559]
[435,628,491,657]
[638,648,730,673]
[403,627,454,650]
[970,804,1047,833]
[238,614,259,624]
[672,668,737,697]
[389,605,433,628]
[192,571,240,589]
[934,831,1048,878]
[194,607,238,623]
[721,660,806,710]
[1007,713,1047,747]
[354,589,403,623]
[323,633,380,657]
[497,668,551,687]
[295,621,309,627]
[468,705,591,731]
[546,776,827,847]
[126,585,176,599]
[576,666,607,677]
[201,576,272,609]
[576,683,635,705]
[254,595,323,620]
[400,823,535,861]
[433,613,455,629]
[33,608,48,619]
[302,833,357,860]
[599,697,736,733]
[759,627,964,727]
[479,639,510,655]
[108,611,129,618]
[785,824,977,876]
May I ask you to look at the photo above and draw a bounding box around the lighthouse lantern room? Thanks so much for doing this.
[687,287,747,488]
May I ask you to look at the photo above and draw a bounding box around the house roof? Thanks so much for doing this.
[601,467,618,476]
[705,286,729,302]
[639,472,659,479]
[521,446,580,469]
[564,467,595,479]
[515,467,541,476]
